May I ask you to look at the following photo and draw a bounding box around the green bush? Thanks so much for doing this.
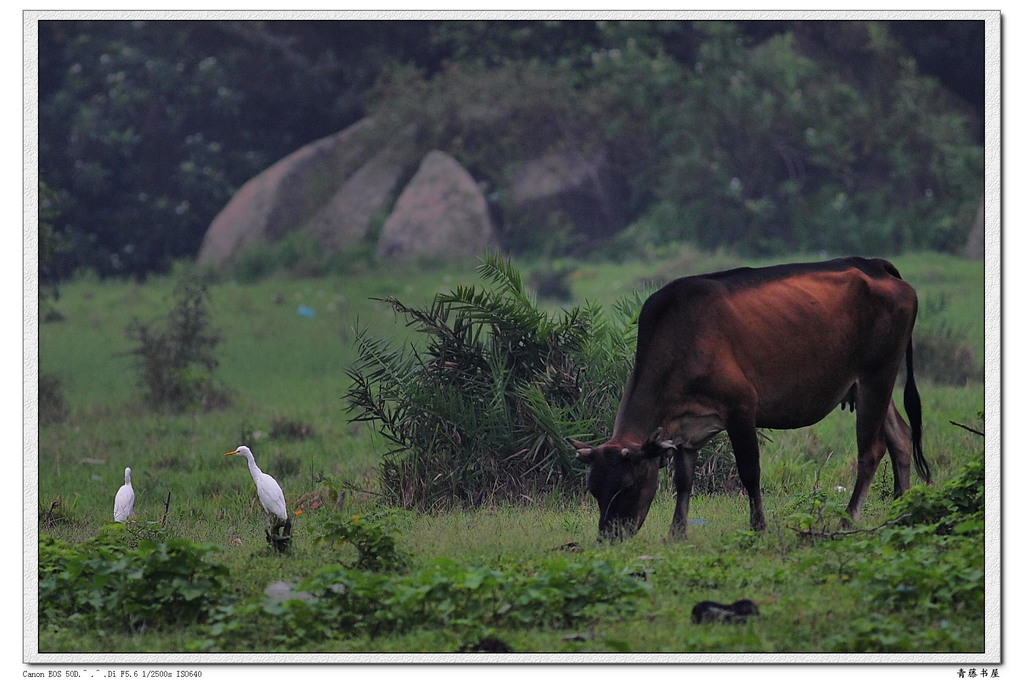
[39,530,228,633]
[848,532,984,614]
[126,278,230,412]
[345,253,642,511]
[889,456,984,534]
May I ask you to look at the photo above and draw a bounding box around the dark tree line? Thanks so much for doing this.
[37,19,985,281]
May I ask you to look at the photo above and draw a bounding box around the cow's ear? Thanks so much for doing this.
[643,427,677,467]
[644,426,676,453]
[645,427,675,450]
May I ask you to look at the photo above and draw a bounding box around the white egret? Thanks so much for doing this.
[225,446,291,544]
[113,467,135,522]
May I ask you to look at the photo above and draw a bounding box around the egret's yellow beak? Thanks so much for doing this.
[225,450,239,456]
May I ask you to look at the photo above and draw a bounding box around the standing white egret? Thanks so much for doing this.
[225,446,291,546]
[113,467,135,522]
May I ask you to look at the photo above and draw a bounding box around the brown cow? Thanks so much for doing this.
[569,257,930,540]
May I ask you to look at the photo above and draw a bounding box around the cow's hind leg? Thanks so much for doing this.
[883,399,913,499]
[727,414,767,531]
[845,380,894,523]
[670,447,697,539]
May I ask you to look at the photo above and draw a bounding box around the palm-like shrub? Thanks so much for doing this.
[345,253,644,511]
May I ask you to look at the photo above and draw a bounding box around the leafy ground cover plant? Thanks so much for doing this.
[39,527,228,634]
[194,554,650,651]
[805,457,985,651]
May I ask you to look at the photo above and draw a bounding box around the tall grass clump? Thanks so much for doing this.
[344,253,642,511]
[913,293,982,386]
[126,278,230,412]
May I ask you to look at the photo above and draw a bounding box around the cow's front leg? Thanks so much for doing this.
[670,447,697,539]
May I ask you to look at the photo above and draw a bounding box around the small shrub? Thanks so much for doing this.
[824,614,963,652]
[38,373,70,425]
[268,451,304,480]
[231,231,375,282]
[783,488,852,539]
[847,533,984,615]
[914,329,980,386]
[126,278,230,412]
[315,510,409,573]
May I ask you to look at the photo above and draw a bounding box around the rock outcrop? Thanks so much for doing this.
[196,118,421,267]
[196,115,632,268]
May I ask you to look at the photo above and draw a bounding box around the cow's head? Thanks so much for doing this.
[569,428,677,541]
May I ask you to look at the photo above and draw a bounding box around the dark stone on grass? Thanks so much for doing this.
[691,599,759,624]
[458,636,514,653]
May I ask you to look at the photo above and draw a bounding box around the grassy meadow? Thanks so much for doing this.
[33,250,988,657]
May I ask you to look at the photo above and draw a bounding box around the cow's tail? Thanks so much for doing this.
[903,338,932,485]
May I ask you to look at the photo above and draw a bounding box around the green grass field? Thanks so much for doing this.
[33,250,988,657]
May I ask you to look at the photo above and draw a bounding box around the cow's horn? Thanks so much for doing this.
[569,437,595,463]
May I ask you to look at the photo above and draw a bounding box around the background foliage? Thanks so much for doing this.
[38,19,984,280]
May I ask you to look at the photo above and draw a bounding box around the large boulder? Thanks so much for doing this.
[306,123,421,253]
[376,151,498,261]
[196,118,421,267]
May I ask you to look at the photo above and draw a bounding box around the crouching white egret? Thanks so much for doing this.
[114,467,135,522]
[225,445,291,548]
